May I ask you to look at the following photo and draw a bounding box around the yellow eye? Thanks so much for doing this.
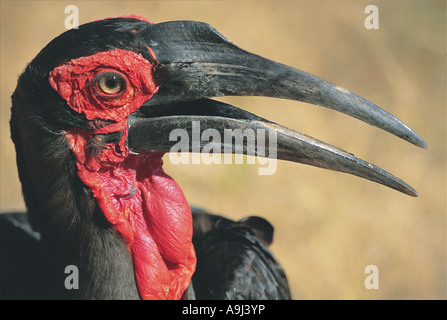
[97,72,126,95]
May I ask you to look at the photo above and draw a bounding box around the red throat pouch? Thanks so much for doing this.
[66,129,196,299]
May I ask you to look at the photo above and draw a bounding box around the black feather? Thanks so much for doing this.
[191,207,291,299]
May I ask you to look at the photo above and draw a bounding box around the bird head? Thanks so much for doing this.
[10,15,425,299]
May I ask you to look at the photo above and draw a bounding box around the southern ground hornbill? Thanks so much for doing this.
[1,15,426,299]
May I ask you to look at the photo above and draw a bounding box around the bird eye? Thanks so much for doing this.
[97,72,126,95]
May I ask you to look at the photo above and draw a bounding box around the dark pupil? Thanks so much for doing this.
[105,76,120,89]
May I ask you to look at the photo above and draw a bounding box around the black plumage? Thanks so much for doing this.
[191,208,290,299]
[0,209,290,299]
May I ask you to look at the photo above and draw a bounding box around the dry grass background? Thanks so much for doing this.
[0,0,445,299]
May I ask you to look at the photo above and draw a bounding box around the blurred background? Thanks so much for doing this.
[1,0,445,299]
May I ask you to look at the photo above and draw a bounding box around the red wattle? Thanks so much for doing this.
[66,129,196,299]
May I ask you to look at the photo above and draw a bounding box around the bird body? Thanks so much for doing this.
[3,15,425,299]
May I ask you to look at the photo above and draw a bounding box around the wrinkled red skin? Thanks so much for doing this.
[49,44,196,299]
[49,49,156,122]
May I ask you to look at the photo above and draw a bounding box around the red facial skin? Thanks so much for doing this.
[49,46,197,299]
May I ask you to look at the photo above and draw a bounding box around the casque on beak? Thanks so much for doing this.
[126,20,426,197]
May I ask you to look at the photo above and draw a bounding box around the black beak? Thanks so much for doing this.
[126,21,426,196]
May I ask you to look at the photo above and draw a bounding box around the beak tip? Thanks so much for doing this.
[401,183,419,197]
[407,129,427,149]
[418,139,428,149]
